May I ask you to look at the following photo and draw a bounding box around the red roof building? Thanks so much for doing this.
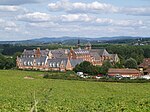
[108,68,141,77]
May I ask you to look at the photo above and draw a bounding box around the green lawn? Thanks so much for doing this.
[0,70,150,112]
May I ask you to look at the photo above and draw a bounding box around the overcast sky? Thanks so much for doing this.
[0,0,150,41]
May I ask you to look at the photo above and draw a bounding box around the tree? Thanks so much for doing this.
[73,61,102,75]
[101,60,113,75]
[4,58,15,69]
[114,62,124,68]
[0,54,6,69]
[13,52,22,66]
[124,58,137,69]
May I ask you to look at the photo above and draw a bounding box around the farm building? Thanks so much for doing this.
[108,68,141,78]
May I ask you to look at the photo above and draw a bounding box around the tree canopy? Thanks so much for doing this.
[124,58,138,69]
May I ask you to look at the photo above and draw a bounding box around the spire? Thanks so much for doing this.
[77,39,80,48]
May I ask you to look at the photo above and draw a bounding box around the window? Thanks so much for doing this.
[28,61,30,66]
[57,63,60,67]
[53,62,56,67]
[38,62,40,66]
[49,63,52,67]
[24,61,26,66]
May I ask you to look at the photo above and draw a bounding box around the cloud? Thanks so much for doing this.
[18,11,146,28]
[0,0,42,5]
[48,1,150,16]
[61,14,93,22]
[0,5,27,12]
[48,1,118,14]
[0,19,18,32]
[17,12,54,22]
[113,20,144,27]
[122,7,150,16]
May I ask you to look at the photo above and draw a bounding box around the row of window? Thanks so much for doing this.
[23,61,61,68]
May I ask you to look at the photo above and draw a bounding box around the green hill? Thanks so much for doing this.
[0,70,150,111]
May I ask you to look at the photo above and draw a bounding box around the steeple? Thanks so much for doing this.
[77,39,80,48]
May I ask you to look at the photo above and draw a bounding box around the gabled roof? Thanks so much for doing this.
[90,52,100,60]
[89,49,110,56]
[70,59,84,67]
[50,49,68,58]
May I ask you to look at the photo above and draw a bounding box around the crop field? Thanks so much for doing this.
[0,70,150,112]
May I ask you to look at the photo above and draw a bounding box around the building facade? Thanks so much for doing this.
[17,43,119,71]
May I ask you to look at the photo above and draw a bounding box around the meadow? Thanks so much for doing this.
[0,70,150,112]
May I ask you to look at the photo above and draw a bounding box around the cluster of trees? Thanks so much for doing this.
[0,52,21,69]
[73,58,138,75]
[73,61,113,75]
[0,55,15,69]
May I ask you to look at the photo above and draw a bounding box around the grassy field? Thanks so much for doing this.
[0,70,150,112]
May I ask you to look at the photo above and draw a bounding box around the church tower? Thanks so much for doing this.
[85,42,92,50]
[77,39,80,48]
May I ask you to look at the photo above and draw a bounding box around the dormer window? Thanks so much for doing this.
[38,62,40,66]
[28,61,30,65]
[49,63,52,67]
[53,62,56,67]
[57,63,60,67]
[24,61,26,66]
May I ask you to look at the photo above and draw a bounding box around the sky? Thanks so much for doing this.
[0,0,150,41]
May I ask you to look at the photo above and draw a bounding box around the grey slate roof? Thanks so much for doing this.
[89,49,110,56]
[47,58,68,68]
[35,56,47,65]
[50,49,68,59]
[22,49,49,57]
[19,56,47,66]
[90,52,100,60]
[70,59,84,67]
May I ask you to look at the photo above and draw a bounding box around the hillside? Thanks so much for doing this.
[0,36,150,45]
[0,70,150,111]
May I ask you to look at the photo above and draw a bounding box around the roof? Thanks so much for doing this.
[139,58,150,68]
[70,59,84,67]
[73,49,90,55]
[19,57,34,63]
[18,56,47,66]
[35,56,47,63]
[90,52,100,60]
[89,49,110,56]
[47,58,68,68]
[108,68,140,74]
[51,49,68,58]
[22,49,49,57]
[86,42,91,47]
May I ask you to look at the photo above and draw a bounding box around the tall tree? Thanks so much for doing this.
[101,60,113,75]
[124,58,138,69]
